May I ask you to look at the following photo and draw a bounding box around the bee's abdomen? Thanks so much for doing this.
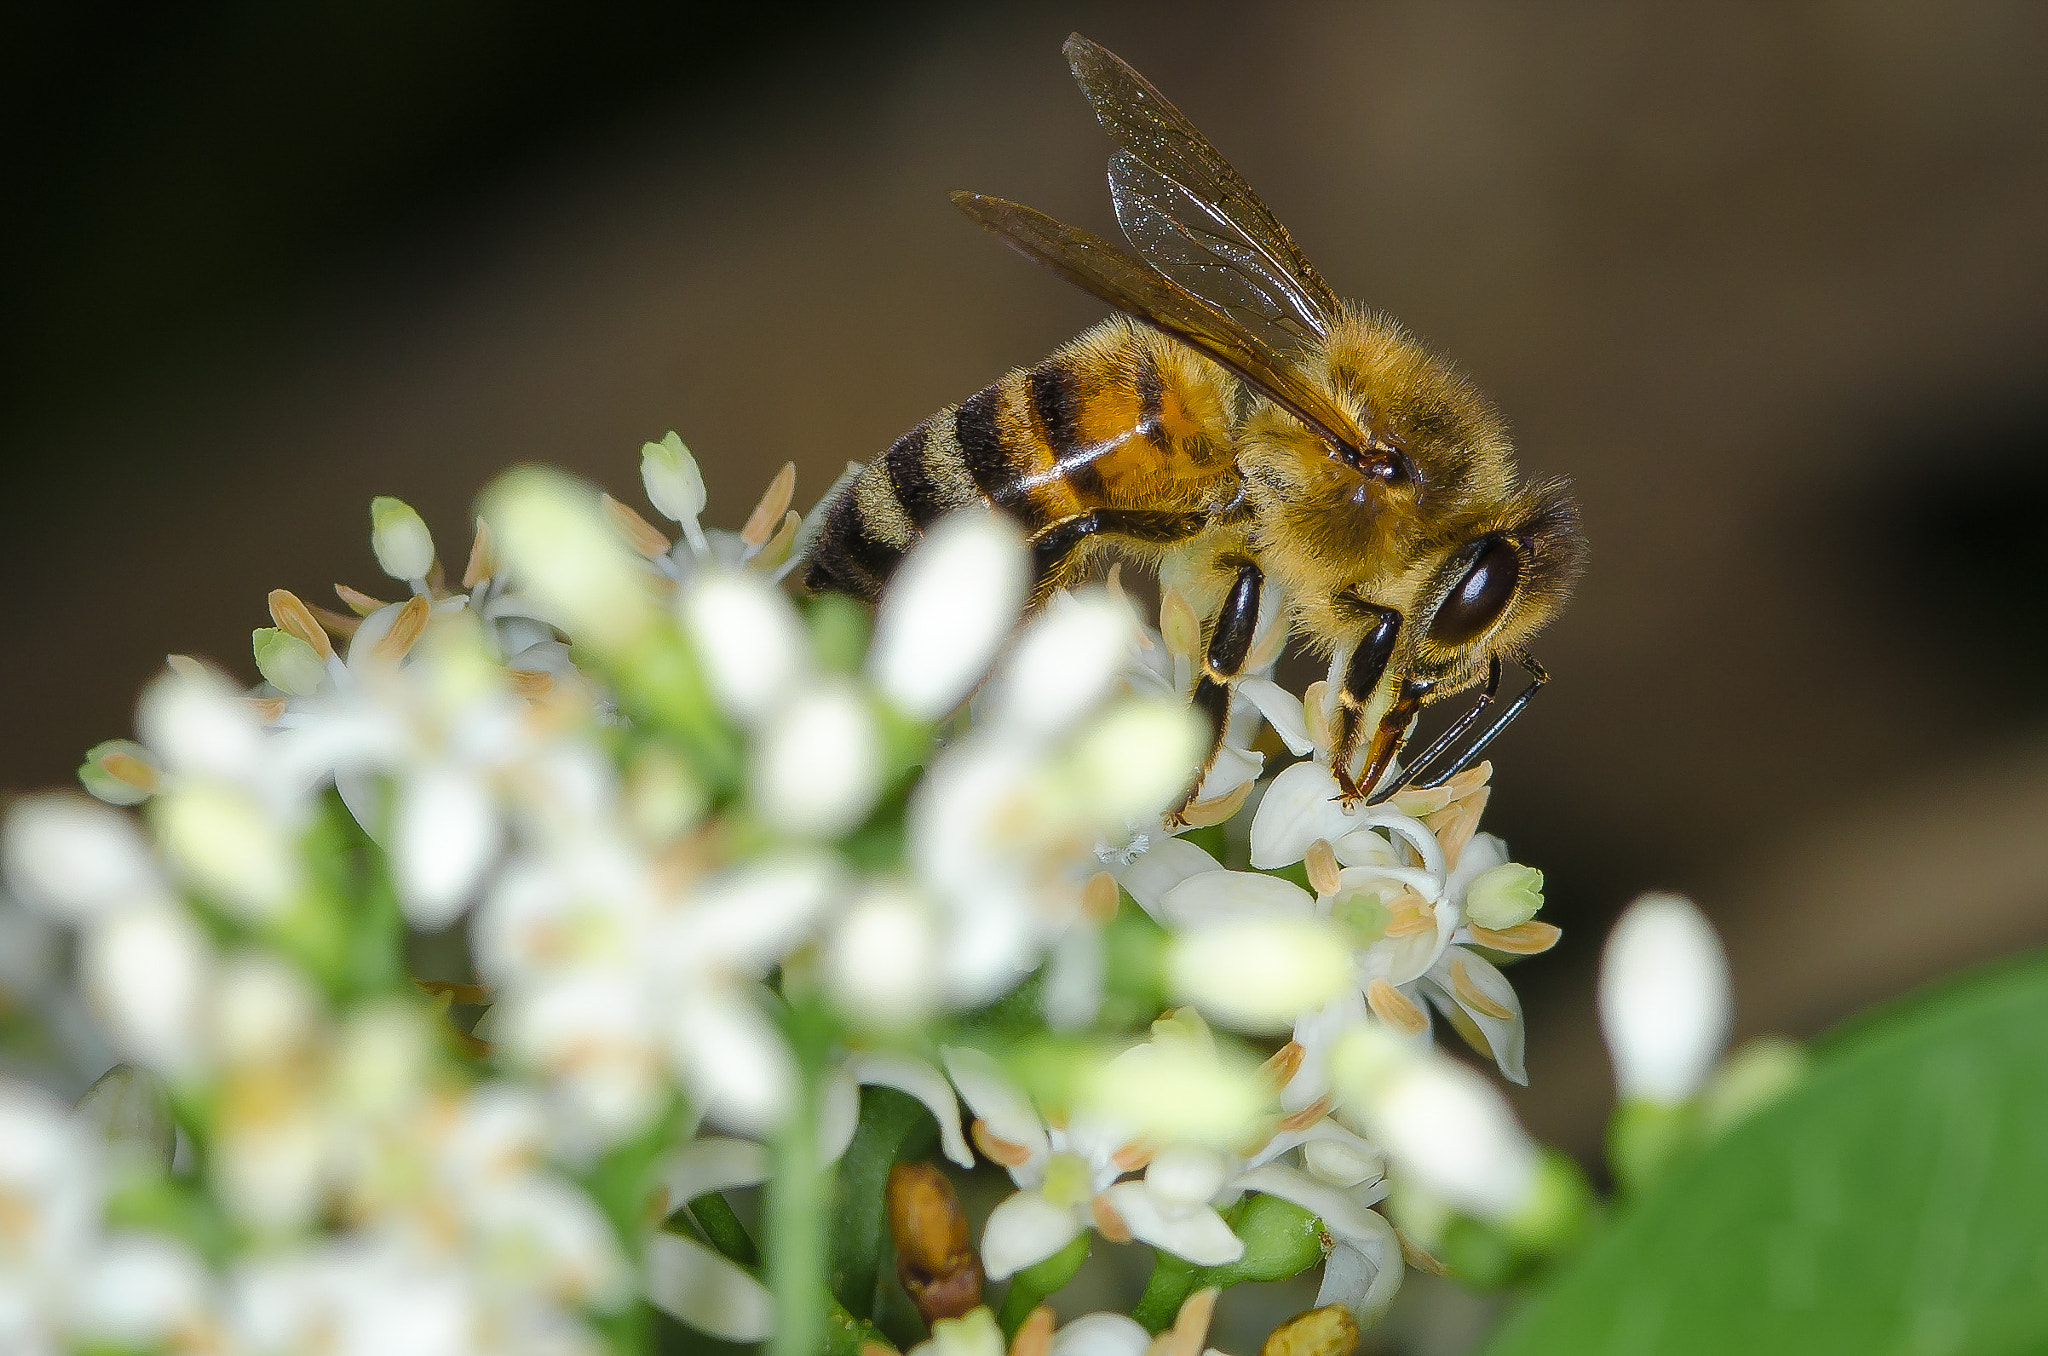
[802,319,1234,600]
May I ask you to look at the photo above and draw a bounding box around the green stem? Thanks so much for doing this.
[1130,1250,1200,1334]
[829,1086,939,1321]
[688,1191,760,1269]
[997,1232,1091,1337]
[769,1010,835,1356]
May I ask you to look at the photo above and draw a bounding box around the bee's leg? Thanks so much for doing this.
[1167,557,1262,825]
[1329,605,1409,805]
[1026,508,1208,595]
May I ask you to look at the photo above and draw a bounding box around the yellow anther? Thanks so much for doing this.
[266,589,334,661]
[1081,870,1120,922]
[1179,779,1251,828]
[601,493,673,559]
[334,583,390,617]
[373,594,432,663]
[1367,979,1428,1036]
[742,462,797,550]
[749,510,801,573]
[462,517,497,589]
[1466,920,1561,955]
[1304,839,1342,896]
[1450,955,1514,1020]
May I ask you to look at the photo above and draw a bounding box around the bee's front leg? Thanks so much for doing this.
[1328,604,1407,806]
[1166,557,1262,827]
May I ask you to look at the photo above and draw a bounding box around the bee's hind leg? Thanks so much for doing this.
[1026,508,1208,596]
[1166,557,1262,827]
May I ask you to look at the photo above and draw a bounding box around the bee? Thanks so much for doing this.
[802,34,1585,807]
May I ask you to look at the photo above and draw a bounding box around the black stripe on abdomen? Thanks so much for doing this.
[883,423,951,528]
[1029,363,1107,503]
[802,487,903,602]
[955,385,1030,516]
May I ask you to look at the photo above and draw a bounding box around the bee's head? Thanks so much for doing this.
[1336,479,1585,800]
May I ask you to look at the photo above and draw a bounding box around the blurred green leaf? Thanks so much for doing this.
[1484,954,2048,1355]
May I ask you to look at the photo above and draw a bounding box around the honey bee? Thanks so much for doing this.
[802,35,1585,807]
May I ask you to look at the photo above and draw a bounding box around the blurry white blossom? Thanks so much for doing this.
[1599,893,1732,1104]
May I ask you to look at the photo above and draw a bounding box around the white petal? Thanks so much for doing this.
[680,570,806,724]
[989,589,1133,734]
[1248,760,1362,869]
[485,468,657,651]
[1063,698,1208,824]
[1144,1145,1228,1208]
[818,1065,861,1165]
[868,510,1028,719]
[645,1230,775,1342]
[680,855,839,972]
[1052,1313,1153,1356]
[1158,868,1314,930]
[82,904,209,1077]
[670,994,796,1138]
[1112,837,1221,919]
[846,1051,974,1169]
[1599,893,1731,1104]
[1333,1030,1538,1221]
[136,663,266,783]
[2,795,159,921]
[940,1046,1048,1169]
[392,768,501,929]
[1317,1227,1404,1327]
[1234,677,1314,755]
[1423,947,1527,1085]
[70,1234,212,1347]
[1234,1164,1388,1248]
[1103,1182,1243,1266]
[660,1135,773,1207]
[155,784,297,920]
[825,886,939,1028]
[1042,922,1105,1032]
[980,1190,1084,1280]
[1168,916,1352,1033]
[751,683,883,838]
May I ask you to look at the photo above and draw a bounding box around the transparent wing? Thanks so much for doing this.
[951,191,1371,461]
[1067,33,1340,344]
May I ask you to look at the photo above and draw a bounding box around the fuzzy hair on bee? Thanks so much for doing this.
[799,34,1587,812]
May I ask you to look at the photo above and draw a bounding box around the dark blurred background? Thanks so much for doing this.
[4,0,2047,1336]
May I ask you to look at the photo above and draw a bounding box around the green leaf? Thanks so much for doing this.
[827,1086,939,1322]
[1483,954,2048,1356]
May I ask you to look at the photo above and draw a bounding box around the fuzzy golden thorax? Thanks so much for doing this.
[1235,308,1584,697]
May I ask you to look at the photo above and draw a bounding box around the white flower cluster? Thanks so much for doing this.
[1,431,1588,1352]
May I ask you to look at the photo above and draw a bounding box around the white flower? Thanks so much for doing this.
[2,794,160,922]
[679,569,806,724]
[869,510,1028,720]
[750,682,883,838]
[1331,1025,1539,1222]
[943,1047,1242,1280]
[1599,893,1731,1104]
[80,901,212,1077]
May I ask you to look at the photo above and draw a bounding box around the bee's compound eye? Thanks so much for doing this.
[1429,537,1521,647]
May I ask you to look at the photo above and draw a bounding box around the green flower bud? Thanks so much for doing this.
[252,627,327,697]
[369,495,436,582]
[1466,862,1545,930]
[640,430,707,528]
[1209,1193,1322,1284]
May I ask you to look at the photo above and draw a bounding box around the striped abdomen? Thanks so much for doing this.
[802,316,1240,601]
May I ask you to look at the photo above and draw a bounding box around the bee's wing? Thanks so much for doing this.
[952,191,1370,459]
[1066,33,1340,347]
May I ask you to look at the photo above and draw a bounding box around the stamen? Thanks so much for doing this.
[307,604,362,641]
[1424,787,1489,870]
[92,747,159,794]
[1246,616,1288,672]
[749,510,801,573]
[1258,1040,1305,1092]
[1159,588,1201,662]
[1367,979,1429,1036]
[1396,1226,1451,1277]
[462,517,497,589]
[1081,870,1120,922]
[266,589,334,661]
[1089,1193,1133,1244]
[1384,895,1435,938]
[601,494,673,559]
[1304,840,1342,896]
[335,583,390,617]
[1466,920,1561,954]
[509,669,557,701]
[425,556,447,594]
[247,695,288,723]
[1111,1138,1155,1172]
[1178,779,1251,828]
[1010,1306,1055,1356]
[1450,955,1514,1020]
[373,594,432,663]
[742,462,798,550]
[969,1119,1034,1169]
[1146,1287,1218,1356]
[1275,1094,1332,1132]
[1303,681,1332,752]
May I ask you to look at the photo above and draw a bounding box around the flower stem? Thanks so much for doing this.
[997,1232,1090,1337]
[769,1007,835,1356]
[1131,1250,1200,1334]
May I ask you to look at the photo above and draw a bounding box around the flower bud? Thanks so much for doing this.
[82,903,210,1077]
[1598,893,1731,1104]
[369,495,436,582]
[1464,862,1544,930]
[751,683,883,838]
[1060,697,1207,825]
[825,885,938,1028]
[679,569,805,724]
[640,431,707,531]
[251,627,327,697]
[868,510,1026,720]
[485,468,655,651]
